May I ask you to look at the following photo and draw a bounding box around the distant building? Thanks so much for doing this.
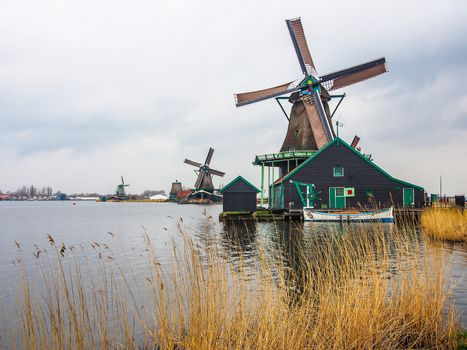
[150,194,168,201]
[0,194,10,201]
[176,190,193,200]
[55,193,68,201]
[271,138,424,209]
[220,176,260,212]
[169,181,183,200]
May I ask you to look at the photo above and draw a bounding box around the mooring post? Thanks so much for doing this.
[268,166,271,207]
[260,162,264,207]
[271,162,275,208]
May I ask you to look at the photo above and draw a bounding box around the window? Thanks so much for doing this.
[336,188,344,196]
[333,166,344,177]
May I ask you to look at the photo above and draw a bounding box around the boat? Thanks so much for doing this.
[303,206,394,223]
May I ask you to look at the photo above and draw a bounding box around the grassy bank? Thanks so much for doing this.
[421,207,467,242]
[2,222,461,349]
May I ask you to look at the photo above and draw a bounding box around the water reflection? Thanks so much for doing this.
[1,202,465,334]
[220,220,258,260]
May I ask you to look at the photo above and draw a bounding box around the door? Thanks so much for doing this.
[403,188,414,207]
[329,187,346,209]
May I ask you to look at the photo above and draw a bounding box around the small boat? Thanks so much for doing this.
[303,206,394,223]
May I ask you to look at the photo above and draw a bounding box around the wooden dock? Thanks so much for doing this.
[219,207,425,222]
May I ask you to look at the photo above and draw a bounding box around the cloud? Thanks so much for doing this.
[0,0,466,194]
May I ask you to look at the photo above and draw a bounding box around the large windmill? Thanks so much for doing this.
[184,148,225,192]
[116,176,130,199]
[235,17,387,152]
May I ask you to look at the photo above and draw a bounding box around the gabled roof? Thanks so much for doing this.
[277,137,424,190]
[220,176,260,193]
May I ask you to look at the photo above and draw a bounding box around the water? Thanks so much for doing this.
[0,201,465,333]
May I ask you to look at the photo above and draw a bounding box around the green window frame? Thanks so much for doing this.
[333,166,344,177]
[335,188,344,196]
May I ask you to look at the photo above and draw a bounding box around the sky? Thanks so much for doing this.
[1,0,466,195]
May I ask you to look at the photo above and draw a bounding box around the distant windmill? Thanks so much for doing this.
[184,148,225,192]
[169,180,183,199]
[116,176,130,199]
[234,17,387,152]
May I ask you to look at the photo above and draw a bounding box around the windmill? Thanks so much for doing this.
[116,176,130,199]
[184,148,225,192]
[234,17,387,152]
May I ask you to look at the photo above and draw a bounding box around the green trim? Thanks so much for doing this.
[253,150,316,165]
[294,182,307,207]
[219,176,260,193]
[260,163,264,206]
[280,183,284,208]
[278,137,424,191]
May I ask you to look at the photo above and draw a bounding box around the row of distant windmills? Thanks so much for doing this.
[99,148,224,202]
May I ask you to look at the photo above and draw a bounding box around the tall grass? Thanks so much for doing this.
[2,221,460,349]
[421,207,467,242]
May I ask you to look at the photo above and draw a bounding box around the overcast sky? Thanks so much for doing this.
[1,0,466,195]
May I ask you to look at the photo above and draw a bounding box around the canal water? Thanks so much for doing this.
[0,200,465,333]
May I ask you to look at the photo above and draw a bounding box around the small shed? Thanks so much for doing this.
[220,176,260,212]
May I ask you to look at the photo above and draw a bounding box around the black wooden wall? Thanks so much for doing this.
[222,179,258,212]
[223,193,257,212]
[275,142,424,209]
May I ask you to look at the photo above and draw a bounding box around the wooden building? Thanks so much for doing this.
[169,180,182,200]
[220,176,260,212]
[271,138,424,209]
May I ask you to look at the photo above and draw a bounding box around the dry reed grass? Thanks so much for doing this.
[421,207,467,242]
[1,221,460,349]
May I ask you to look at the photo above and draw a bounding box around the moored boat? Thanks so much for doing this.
[303,206,394,223]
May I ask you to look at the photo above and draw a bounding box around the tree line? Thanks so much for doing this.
[9,185,55,198]
[0,186,167,199]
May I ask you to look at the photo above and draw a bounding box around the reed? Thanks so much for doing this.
[2,221,460,349]
[421,207,467,242]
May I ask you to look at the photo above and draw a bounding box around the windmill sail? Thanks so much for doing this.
[235,81,300,107]
[184,159,202,167]
[286,18,316,75]
[303,100,331,149]
[320,58,387,91]
[209,168,225,177]
[194,171,207,190]
[205,148,214,165]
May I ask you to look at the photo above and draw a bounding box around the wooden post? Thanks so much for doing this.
[272,162,275,208]
[260,162,264,206]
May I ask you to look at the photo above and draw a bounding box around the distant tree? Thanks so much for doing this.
[128,194,144,200]
[69,192,102,198]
